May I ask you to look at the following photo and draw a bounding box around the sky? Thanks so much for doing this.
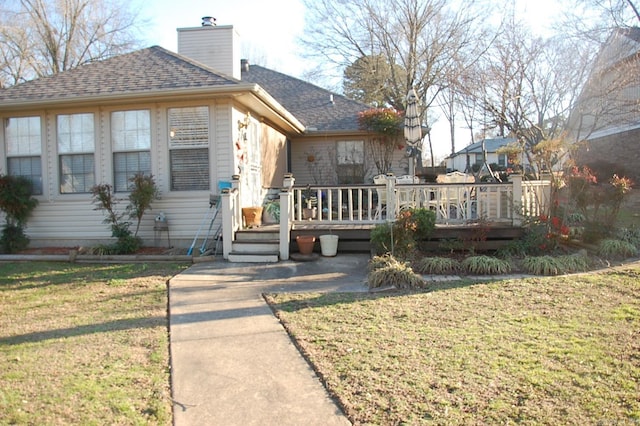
[135,0,307,76]
[134,0,564,161]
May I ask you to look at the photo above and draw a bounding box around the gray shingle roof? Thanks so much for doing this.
[0,46,239,103]
[241,64,370,132]
[0,46,372,134]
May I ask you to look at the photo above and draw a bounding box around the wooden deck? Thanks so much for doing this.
[221,177,549,259]
[290,222,523,253]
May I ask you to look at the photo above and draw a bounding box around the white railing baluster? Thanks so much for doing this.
[285,178,550,226]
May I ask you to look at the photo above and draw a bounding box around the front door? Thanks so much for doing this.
[241,118,262,207]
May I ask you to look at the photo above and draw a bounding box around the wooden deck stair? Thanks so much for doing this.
[227,225,280,263]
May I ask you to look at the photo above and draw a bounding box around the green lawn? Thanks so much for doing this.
[266,263,640,425]
[3,260,639,425]
[0,262,187,425]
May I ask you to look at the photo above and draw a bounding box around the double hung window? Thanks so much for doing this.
[5,116,42,195]
[111,110,151,191]
[336,140,364,184]
[168,106,210,191]
[58,113,95,193]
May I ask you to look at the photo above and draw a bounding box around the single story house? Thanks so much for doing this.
[445,137,526,174]
[0,18,413,249]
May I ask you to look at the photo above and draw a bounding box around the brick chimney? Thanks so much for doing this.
[177,17,241,79]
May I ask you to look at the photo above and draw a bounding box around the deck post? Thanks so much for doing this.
[509,174,523,227]
[221,188,233,259]
[231,174,241,228]
[386,173,396,220]
[279,190,293,260]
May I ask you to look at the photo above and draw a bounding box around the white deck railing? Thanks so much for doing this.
[289,175,550,225]
[221,174,552,260]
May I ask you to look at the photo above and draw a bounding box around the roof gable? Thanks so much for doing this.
[452,138,516,156]
[0,46,240,103]
[241,64,370,132]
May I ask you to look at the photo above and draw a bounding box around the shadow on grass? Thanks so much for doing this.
[264,277,494,314]
[0,262,186,292]
[0,316,165,346]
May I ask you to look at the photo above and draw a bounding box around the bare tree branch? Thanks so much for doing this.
[0,0,143,84]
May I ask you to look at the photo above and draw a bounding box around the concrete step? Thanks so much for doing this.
[227,251,279,263]
[235,230,279,242]
[231,240,279,253]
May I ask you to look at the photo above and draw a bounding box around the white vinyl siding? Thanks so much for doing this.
[111,110,151,191]
[168,106,210,191]
[5,116,43,194]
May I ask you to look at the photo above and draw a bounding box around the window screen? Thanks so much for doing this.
[8,157,42,195]
[5,116,42,195]
[114,152,151,192]
[168,107,210,191]
[60,154,95,193]
[170,149,209,190]
[111,110,151,191]
[57,113,95,193]
[336,140,365,184]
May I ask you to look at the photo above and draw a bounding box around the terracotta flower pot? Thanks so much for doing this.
[296,235,316,255]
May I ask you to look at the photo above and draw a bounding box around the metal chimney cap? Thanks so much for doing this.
[202,16,216,26]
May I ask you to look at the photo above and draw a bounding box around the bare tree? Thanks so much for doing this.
[577,0,640,27]
[301,0,496,167]
[0,0,143,86]
[343,54,400,107]
[449,12,599,176]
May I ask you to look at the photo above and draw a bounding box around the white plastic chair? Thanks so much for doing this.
[435,172,475,221]
[373,174,389,219]
[396,175,419,211]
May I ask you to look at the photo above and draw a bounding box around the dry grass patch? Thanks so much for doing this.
[0,261,187,425]
[266,263,640,425]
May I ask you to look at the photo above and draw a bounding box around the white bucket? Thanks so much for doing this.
[319,234,339,257]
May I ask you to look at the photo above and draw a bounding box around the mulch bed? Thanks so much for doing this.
[17,246,170,255]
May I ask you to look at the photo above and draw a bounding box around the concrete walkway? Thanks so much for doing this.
[168,254,370,425]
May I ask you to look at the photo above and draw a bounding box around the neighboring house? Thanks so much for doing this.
[445,137,523,174]
[0,19,410,248]
[568,27,640,183]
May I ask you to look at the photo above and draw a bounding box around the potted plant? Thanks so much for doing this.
[262,199,280,224]
[302,185,317,220]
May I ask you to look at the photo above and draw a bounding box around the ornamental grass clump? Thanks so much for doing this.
[597,239,638,260]
[462,255,512,275]
[521,255,565,276]
[368,255,425,290]
[367,253,400,272]
[414,256,461,275]
[615,226,640,249]
[521,252,591,276]
[558,252,591,273]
